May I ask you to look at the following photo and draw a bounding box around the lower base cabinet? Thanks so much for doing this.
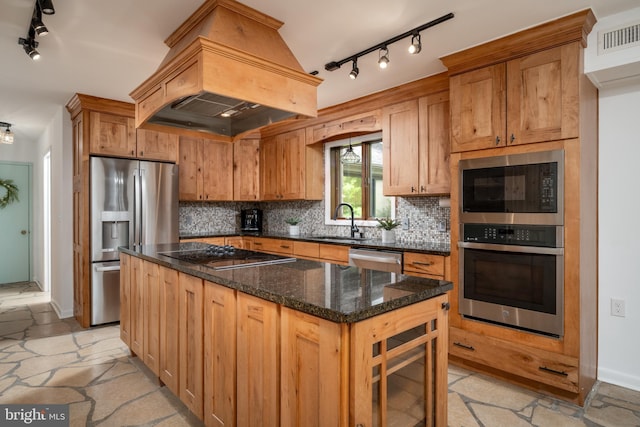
[120,260,449,426]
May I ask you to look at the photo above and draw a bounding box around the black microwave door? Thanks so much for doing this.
[462,168,506,213]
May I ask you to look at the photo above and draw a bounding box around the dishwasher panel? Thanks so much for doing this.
[348,248,403,274]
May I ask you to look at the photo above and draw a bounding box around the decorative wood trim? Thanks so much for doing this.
[440,9,596,75]
[65,93,134,119]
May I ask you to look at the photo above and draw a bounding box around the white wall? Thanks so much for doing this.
[598,80,640,391]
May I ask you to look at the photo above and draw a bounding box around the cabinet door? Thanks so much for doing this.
[202,140,234,201]
[142,260,160,376]
[179,273,204,419]
[418,92,451,195]
[204,281,236,427]
[178,136,203,201]
[279,129,306,200]
[137,129,178,162]
[89,111,136,157]
[159,266,180,395]
[119,253,131,347]
[130,256,144,357]
[382,100,420,195]
[234,138,261,201]
[450,64,506,152]
[260,136,280,200]
[507,43,579,146]
[236,293,279,427]
[281,308,344,427]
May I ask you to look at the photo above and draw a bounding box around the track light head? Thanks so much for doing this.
[378,47,389,69]
[37,0,55,15]
[408,33,422,54]
[18,36,40,60]
[349,59,359,80]
[31,2,49,36]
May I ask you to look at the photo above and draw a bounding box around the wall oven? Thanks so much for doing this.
[458,224,564,337]
[460,150,564,225]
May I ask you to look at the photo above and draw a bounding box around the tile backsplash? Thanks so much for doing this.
[180,196,450,244]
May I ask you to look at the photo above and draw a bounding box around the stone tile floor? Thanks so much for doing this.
[1,282,639,426]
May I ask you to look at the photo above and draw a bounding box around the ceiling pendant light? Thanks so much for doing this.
[341,140,361,164]
[378,47,389,69]
[0,122,15,144]
[349,58,359,80]
[408,33,422,54]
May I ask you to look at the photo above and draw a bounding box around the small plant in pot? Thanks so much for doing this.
[285,217,301,236]
[376,217,401,243]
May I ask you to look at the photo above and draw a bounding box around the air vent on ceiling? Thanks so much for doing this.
[598,21,640,55]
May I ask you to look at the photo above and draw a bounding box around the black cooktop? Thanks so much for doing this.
[159,245,296,271]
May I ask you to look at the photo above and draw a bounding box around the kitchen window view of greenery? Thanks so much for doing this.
[328,132,392,221]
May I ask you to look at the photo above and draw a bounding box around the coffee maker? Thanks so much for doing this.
[240,209,262,233]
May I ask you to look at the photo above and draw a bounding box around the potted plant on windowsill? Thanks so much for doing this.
[376,217,401,243]
[285,217,301,236]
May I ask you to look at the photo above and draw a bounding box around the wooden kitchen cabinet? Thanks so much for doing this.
[261,128,323,200]
[281,308,344,427]
[236,293,279,427]
[89,111,136,157]
[136,128,179,162]
[159,266,180,395]
[318,244,349,264]
[179,135,233,201]
[233,137,261,201]
[448,43,580,153]
[130,255,144,357]
[142,260,161,376]
[179,273,204,419]
[119,253,132,347]
[203,281,236,427]
[403,252,446,280]
[251,237,293,255]
[382,91,450,196]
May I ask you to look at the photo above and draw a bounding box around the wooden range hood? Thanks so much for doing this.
[130,0,322,139]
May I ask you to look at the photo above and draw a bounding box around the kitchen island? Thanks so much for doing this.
[119,242,452,427]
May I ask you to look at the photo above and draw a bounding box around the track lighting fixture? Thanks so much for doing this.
[18,0,55,60]
[349,59,359,80]
[37,0,55,15]
[31,3,48,36]
[408,33,422,54]
[378,47,389,69]
[18,30,40,60]
[323,12,453,79]
[0,122,15,145]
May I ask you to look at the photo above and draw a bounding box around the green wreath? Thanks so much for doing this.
[0,179,19,209]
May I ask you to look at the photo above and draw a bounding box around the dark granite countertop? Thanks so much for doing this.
[121,242,452,324]
[180,232,450,256]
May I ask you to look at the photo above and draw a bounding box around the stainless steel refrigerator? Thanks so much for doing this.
[90,157,178,325]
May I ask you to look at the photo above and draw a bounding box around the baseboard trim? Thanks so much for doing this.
[50,299,74,319]
[598,367,640,392]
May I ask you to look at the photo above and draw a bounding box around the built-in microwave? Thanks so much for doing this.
[460,150,564,225]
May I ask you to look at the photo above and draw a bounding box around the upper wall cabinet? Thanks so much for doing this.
[261,128,323,201]
[449,43,580,153]
[136,129,179,162]
[233,138,261,201]
[382,91,450,196]
[178,136,233,201]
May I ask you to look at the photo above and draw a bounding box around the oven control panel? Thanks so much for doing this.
[462,224,561,247]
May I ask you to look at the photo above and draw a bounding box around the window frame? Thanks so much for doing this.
[324,132,395,227]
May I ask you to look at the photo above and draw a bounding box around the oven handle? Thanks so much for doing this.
[458,241,564,255]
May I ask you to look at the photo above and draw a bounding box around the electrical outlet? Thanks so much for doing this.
[402,218,409,230]
[437,221,447,232]
[611,298,626,317]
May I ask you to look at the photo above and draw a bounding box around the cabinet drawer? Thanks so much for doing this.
[180,237,226,246]
[319,244,349,264]
[449,327,579,393]
[252,238,293,255]
[403,252,445,277]
[293,241,320,260]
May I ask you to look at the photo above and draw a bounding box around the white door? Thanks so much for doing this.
[0,162,31,284]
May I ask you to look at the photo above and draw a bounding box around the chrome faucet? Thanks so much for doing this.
[333,203,359,238]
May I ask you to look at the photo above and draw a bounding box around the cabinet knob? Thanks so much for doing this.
[510,133,516,144]
[140,151,144,156]
[495,136,501,145]
[420,185,426,192]
[411,186,416,193]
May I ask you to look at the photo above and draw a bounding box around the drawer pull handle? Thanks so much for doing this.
[281,245,290,249]
[413,261,434,267]
[539,366,568,377]
[453,342,475,351]
[254,242,262,246]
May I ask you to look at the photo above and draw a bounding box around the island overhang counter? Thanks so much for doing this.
[119,242,452,427]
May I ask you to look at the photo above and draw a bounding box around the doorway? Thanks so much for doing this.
[0,161,32,284]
